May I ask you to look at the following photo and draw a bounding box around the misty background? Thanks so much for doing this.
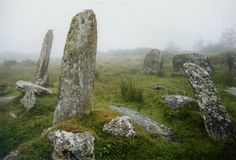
[0,0,236,61]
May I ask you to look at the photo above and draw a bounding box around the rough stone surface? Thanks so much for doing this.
[16,80,52,94]
[48,130,95,160]
[20,86,36,110]
[53,10,97,124]
[35,30,53,85]
[103,115,136,138]
[163,95,197,109]
[143,49,163,74]
[183,62,236,143]
[3,150,18,160]
[108,105,176,142]
[228,53,236,81]
[173,53,214,75]
[225,87,236,96]
[0,96,16,104]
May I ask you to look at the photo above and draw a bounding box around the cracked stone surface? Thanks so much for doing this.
[143,49,163,74]
[48,130,95,160]
[35,29,53,85]
[173,53,214,75]
[103,115,136,138]
[183,62,236,143]
[53,10,97,124]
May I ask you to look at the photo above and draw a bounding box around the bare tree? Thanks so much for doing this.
[220,26,236,49]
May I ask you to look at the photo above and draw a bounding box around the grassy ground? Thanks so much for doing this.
[0,55,236,160]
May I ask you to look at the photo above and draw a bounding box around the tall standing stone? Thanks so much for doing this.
[143,49,163,74]
[228,53,236,81]
[183,62,236,143]
[53,10,97,124]
[173,53,214,75]
[35,30,53,85]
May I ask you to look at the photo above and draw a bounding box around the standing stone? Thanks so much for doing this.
[143,49,163,74]
[173,53,214,75]
[53,10,97,124]
[20,86,36,110]
[183,62,236,143]
[228,53,236,81]
[35,30,53,86]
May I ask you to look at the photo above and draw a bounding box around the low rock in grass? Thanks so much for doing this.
[16,80,52,95]
[48,130,95,160]
[163,95,197,109]
[103,115,136,138]
[151,85,165,90]
[20,86,36,110]
[4,150,18,160]
[225,87,236,96]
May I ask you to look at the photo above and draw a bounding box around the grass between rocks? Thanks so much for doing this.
[0,56,236,160]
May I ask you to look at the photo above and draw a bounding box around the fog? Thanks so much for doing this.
[0,0,236,57]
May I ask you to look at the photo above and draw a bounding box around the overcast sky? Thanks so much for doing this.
[0,0,236,57]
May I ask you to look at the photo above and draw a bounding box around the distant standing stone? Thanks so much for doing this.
[183,62,236,143]
[20,86,36,110]
[35,30,53,85]
[143,49,163,74]
[173,53,214,75]
[103,115,136,138]
[53,10,97,124]
[228,53,236,81]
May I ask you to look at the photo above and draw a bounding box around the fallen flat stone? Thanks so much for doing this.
[0,96,16,104]
[16,80,52,94]
[103,115,136,138]
[3,150,18,160]
[163,95,197,109]
[48,130,95,160]
[183,62,236,143]
[108,105,176,142]
[225,87,236,96]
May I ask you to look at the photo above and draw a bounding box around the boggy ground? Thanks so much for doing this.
[0,54,236,160]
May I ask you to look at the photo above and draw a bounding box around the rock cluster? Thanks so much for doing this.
[20,86,36,110]
[143,49,163,74]
[53,9,97,124]
[183,62,236,143]
[173,53,214,75]
[35,30,53,85]
[163,95,197,109]
[16,80,52,95]
[103,115,136,138]
[48,130,95,160]
[108,105,177,142]
[228,53,236,81]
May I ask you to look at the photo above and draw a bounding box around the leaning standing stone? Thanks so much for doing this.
[183,62,236,143]
[35,30,53,85]
[143,49,163,74]
[20,86,36,110]
[53,10,97,124]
